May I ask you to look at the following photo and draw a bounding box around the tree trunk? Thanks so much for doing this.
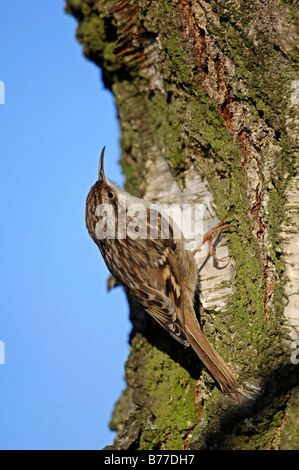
[65,0,299,450]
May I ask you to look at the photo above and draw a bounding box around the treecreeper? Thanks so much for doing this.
[85,147,239,401]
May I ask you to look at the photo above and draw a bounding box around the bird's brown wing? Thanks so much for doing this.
[130,282,190,346]
[118,228,189,345]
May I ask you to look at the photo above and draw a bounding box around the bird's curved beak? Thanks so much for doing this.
[98,146,106,182]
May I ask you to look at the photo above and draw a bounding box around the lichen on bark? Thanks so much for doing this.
[66,0,299,449]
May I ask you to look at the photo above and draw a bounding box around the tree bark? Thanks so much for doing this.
[65,0,299,450]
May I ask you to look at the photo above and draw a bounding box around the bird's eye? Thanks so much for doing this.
[107,191,114,199]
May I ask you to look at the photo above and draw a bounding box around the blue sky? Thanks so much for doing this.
[0,1,131,449]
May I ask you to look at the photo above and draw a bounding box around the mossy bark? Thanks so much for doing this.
[65,0,299,450]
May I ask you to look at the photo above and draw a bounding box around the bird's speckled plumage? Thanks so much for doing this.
[86,147,239,401]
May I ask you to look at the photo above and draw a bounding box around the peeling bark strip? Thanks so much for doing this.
[174,0,233,128]
[173,0,279,322]
[109,1,148,64]
[66,0,299,449]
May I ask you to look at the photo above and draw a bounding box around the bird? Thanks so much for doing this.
[85,146,239,401]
